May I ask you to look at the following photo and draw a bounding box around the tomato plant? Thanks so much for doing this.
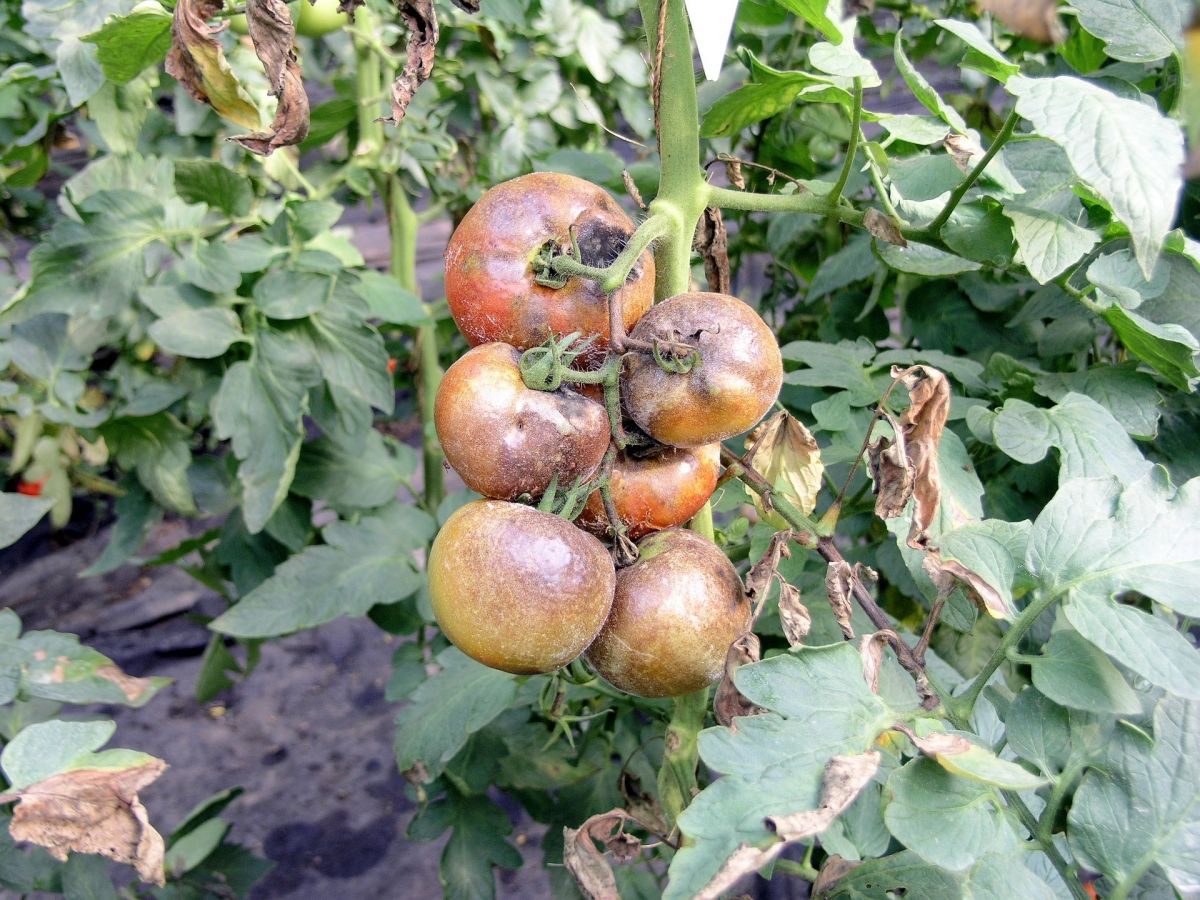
[2,0,1200,897]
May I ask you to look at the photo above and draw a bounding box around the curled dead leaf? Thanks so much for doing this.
[745,411,825,527]
[859,629,901,694]
[694,752,881,900]
[921,551,1011,620]
[863,208,907,247]
[383,0,439,127]
[824,561,857,641]
[944,133,982,175]
[563,810,647,900]
[714,632,765,727]
[229,0,310,155]
[166,0,262,130]
[978,0,1065,43]
[778,583,811,647]
[813,854,861,897]
[694,207,731,294]
[3,760,167,886]
[623,170,646,210]
[869,366,951,549]
[724,156,746,190]
[744,530,792,605]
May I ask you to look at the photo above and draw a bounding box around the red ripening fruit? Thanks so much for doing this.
[577,444,721,540]
[587,529,750,698]
[386,358,398,375]
[444,173,655,366]
[622,291,783,447]
[428,500,616,674]
[16,479,45,497]
[434,342,609,501]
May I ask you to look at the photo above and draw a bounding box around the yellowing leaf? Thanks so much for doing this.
[745,410,824,527]
[165,0,262,130]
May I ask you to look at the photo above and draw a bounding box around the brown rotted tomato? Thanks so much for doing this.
[621,292,783,447]
[435,342,609,501]
[444,173,655,365]
[586,528,750,697]
[429,500,616,674]
[577,444,721,540]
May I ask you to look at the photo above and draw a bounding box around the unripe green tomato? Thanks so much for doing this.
[296,0,349,36]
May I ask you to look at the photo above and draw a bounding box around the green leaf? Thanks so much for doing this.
[173,159,254,218]
[164,818,228,878]
[1030,630,1142,715]
[877,242,982,276]
[253,269,335,320]
[80,480,163,577]
[991,393,1152,485]
[894,30,969,133]
[1101,306,1200,392]
[809,37,880,87]
[772,0,842,43]
[393,647,522,782]
[1068,695,1200,896]
[808,236,879,298]
[937,519,1031,621]
[1004,205,1099,284]
[100,413,196,514]
[407,785,523,899]
[82,4,172,83]
[1066,0,1189,62]
[664,643,896,899]
[62,852,120,900]
[882,758,1010,871]
[824,850,1056,899]
[781,338,883,404]
[1008,76,1184,278]
[913,731,1047,790]
[210,501,434,638]
[212,331,320,533]
[702,77,840,137]
[1006,688,1073,776]
[1,720,158,790]
[935,20,1019,83]
[88,72,155,156]
[291,305,395,416]
[353,270,430,325]
[1033,365,1162,439]
[293,431,417,509]
[148,307,244,359]
[0,492,53,550]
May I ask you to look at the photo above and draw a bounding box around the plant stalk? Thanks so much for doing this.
[926,107,1020,234]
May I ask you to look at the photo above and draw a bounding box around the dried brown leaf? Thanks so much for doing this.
[813,855,861,897]
[922,551,1012,619]
[694,207,731,294]
[907,729,974,758]
[563,810,646,900]
[383,0,439,127]
[863,208,907,247]
[166,0,262,130]
[744,530,791,604]
[695,753,881,900]
[228,0,310,155]
[617,772,668,837]
[859,629,901,694]
[94,665,156,704]
[778,583,811,647]
[5,761,167,886]
[745,410,825,526]
[824,561,856,641]
[714,632,765,727]
[978,0,1065,43]
[623,169,646,210]
[944,133,982,175]
[725,156,746,190]
[870,367,951,549]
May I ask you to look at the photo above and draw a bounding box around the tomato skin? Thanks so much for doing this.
[435,343,610,501]
[577,444,720,539]
[444,173,655,366]
[621,292,783,447]
[586,529,749,698]
[429,500,616,674]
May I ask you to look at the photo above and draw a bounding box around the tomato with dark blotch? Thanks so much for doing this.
[444,173,655,366]
[429,500,616,674]
[586,529,750,697]
[577,444,720,539]
[435,342,610,501]
[621,292,783,447]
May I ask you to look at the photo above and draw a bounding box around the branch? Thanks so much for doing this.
[547,211,671,293]
[926,108,1020,235]
[828,78,863,206]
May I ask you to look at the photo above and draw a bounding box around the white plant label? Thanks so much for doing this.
[686,0,740,81]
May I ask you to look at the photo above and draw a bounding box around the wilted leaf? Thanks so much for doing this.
[744,530,792,604]
[921,549,1010,620]
[694,207,731,294]
[864,208,907,247]
[229,0,310,155]
[870,366,951,548]
[383,0,439,126]
[563,810,652,900]
[859,630,901,694]
[694,753,881,900]
[825,560,857,640]
[745,411,825,526]
[165,0,261,130]
[779,584,812,647]
[944,133,981,174]
[714,632,765,727]
[902,727,1048,790]
[978,0,1065,43]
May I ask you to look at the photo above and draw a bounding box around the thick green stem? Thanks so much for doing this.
[548,212,671,292]
[829,79,863,205]
[926,107,1020,234]
[657,686,708,827]
[352,9,384,157]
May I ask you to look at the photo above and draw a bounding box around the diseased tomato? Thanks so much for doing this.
[577,444,720,539]
[621,292,783,447]
[435,342,610,501]
[586,529,749,697]
[429,500,616,674]
[444,173,655,365]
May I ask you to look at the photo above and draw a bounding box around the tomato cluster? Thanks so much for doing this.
[430,174,784,697]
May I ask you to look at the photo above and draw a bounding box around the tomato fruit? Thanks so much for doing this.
[295,0,348,36]
[577,444,720,539]
[429,500,616,674]
[435,342,610,501]
[444,173,655,365]
[586,529,749,697]
[621,291,783,447]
